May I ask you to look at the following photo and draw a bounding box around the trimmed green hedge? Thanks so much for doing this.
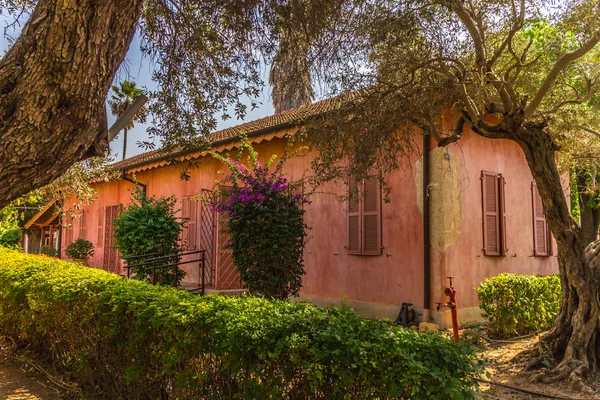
[478,273,561,338]
[0,249,482,399]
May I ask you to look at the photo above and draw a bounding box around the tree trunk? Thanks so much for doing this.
[0,0,143,209]
[122,128,128,160]
[513,122,600,386]
[577,172,600,246]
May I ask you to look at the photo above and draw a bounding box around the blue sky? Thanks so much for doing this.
[1,16,275,161]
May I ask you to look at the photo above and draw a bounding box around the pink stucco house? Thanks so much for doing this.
[38,97,561,327]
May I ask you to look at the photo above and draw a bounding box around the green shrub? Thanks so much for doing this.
[477,273,561,338]
[112,187,185,285]
[65,238,94,260]
[39,245,58,257]
[0,248,482,399]
[211,137,309,299]
[0,226,21,247]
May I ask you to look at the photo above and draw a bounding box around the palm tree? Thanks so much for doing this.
[109,81,147,160]
[269,33,314,113]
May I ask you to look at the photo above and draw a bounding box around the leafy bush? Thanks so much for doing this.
[0,248,482,399]
[211,137,309,299]
[0,226,21,247]
[39,245,58,257]
[65,238,94,260]
[113,187,185,285]
[478,273,561,338]
[0,203,22,247]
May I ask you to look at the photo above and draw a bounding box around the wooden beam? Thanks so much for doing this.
[41,213,58,227]
[24,200,56,229]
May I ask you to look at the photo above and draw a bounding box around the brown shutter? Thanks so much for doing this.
[64,214,73,246]
[347,178,361,254]
[97,207,104,246]
[187,198,198,250]
[362,177,382,255]
[79,210,87,240]
[532,183,549,256]
[182,197,190,248]
[482,171,500,256]
[499,175,508,255]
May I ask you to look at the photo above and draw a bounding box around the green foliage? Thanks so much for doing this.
[65,239,94,260]
[39,245,58,258]
[478,273,561,339]
[211,137,309,299]
[0,226,20,247]
[112,187,185,285]
[570,168,582,222]
[0,204,21,247]
[0,248,483,399]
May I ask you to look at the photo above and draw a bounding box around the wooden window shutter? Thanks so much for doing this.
[182,197,190,248]
[347,178,361,254]
[97,207,104,246]
[182,197,198,250]
[187,198,198,250]
[499,175,508,256]
[362,177,382,255]
[481,171,501,256]
[532,183,550,256]
[79,210,87,240]
[64,214,73,246]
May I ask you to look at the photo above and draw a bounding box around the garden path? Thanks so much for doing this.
[0,360,62,400]
[476,334,600,399]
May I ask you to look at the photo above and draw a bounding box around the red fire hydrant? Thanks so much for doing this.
[436,276,460,343]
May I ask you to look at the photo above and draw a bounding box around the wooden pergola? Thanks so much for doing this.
[23,200,60,254]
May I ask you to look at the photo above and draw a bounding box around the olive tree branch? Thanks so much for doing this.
[524,30,600,118]
[575,125,600,140]
[543,78,593,115]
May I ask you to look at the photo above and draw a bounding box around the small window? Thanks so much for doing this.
[532,183,552,256]
[481,171,507,256]
[347,177,382,256]
[182,196,199,250]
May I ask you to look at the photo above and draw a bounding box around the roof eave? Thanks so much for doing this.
[118,119,298,173]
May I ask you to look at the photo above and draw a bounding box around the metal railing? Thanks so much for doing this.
[123,249,207,295]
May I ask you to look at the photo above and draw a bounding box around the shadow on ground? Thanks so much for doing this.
[475,334,600,399]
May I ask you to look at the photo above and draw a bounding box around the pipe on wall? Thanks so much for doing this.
[122,172,147,195]
[423,130,431,319]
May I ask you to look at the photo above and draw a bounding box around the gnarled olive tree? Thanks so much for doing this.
[290,0,600,386]
[0,0,344,209]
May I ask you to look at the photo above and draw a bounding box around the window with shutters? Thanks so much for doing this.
[182,196,199,250]
[532,183,552,256]
[63,213,73,246]
[347,176,382,256]
[97,207,104,246]
[79,210,87,240]
[481,171,507,256]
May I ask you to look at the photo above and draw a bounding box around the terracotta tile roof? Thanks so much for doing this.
[111,93,355,171]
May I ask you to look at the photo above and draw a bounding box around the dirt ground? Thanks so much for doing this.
[476,334,600,399]
[0,360,63,400]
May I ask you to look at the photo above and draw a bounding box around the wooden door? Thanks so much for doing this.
[215,190,241,290]
[199,190,216,286]
[103,205,121,274]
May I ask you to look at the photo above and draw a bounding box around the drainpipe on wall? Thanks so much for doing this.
[122,172,147,195]
[423,130,432,322]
